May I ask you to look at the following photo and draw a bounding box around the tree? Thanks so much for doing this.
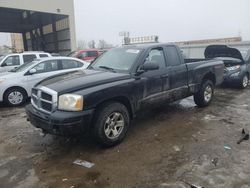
[77,40,87,49]
[88,40,95,49]
[97,40,114,49]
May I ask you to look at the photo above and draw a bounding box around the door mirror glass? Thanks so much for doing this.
[141,61,159,71]
[29,68,37,74]
[1,62,7,67]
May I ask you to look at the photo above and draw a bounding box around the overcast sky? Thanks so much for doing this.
[74,0,250,45]
[1,0,250,46]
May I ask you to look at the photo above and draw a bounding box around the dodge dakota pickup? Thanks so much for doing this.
[26,43,224,147]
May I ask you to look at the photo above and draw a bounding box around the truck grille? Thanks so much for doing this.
[31,87,57,113]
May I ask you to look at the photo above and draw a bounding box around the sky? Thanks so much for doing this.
[1,0,250,46]
[74,0,250,45]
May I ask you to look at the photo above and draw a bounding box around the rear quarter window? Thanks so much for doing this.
[39,54,49,58]
[62,60,83,69]
[23,54,37,63]
[165,46,181,66]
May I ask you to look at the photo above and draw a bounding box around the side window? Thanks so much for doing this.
[165,47,181,66]
[33,60,59,74]
[146,48,166,68]
[77,62,84,67]
[87,51,98,57]
[78,52,87,58]
[39,54,49,58]
[62,60,83,69]
[2,55,20,66]
[23,54,37,63]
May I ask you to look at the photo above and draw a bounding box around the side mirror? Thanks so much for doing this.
[140,61,159,71]
[1,63,7,67]
[29,68,37,74]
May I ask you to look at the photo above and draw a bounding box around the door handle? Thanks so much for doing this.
[161,74,169,78]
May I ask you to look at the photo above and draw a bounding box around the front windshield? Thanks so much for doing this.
[0,55,6,62]
[9,61,37,72]
[240,50,249,61]
[67,51,78,57]
[90,48,141,72]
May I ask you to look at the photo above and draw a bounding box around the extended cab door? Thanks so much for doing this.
[139,47,169,104]
[0,55,21,73]
[164,46,189,99]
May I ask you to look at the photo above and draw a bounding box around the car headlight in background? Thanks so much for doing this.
[226,65,241,71]
[0,78,6,84]
[230,72,240,77]
[58,94,83,111]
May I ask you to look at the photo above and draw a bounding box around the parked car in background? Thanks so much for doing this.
[0,57,89,106]
[26,43,224,147]
[67,49,100,62]
[0,51,51,73]
[205,45,250,88]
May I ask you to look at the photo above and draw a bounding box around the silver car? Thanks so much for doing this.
[0,57,89,106]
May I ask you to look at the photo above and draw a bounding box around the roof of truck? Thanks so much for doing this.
[121,43,176,49]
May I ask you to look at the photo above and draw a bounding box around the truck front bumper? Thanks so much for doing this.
[223,71,243,85]
[25,104,94,136]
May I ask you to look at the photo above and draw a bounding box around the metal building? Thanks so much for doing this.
[176,37,250,58]
[0,0,76,55]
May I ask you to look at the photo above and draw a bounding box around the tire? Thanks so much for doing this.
[92,102,130,147]
[3,87,27,107]
[193,80,214,107]
[240,74,249,89]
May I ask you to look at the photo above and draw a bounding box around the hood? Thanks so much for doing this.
[38,69,131,93]
[0,72,20,78]
[205,45,244,61]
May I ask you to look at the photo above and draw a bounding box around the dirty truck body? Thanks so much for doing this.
[26,43,224,146]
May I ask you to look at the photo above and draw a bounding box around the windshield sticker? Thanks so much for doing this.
[126,49,140,54]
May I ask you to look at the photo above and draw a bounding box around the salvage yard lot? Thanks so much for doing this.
[1,87,250,188]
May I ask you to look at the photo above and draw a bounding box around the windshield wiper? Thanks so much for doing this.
[99,66,116,72]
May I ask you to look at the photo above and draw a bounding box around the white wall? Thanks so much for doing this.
[180,41,250,58]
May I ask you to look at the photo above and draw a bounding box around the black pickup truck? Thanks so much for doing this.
[26,43,224,147]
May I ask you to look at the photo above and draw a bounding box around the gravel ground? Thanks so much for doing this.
[0,87,250,188]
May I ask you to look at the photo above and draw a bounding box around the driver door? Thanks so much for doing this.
[140,47,169,105]
[0,55,20,73]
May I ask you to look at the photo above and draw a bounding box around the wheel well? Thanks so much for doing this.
[245,72,249,78]
[203,72,216,85]
[95,97,133,119]
[3,86,28,98]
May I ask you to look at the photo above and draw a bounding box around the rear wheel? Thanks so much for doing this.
[194,80,214,107]
[92,102,130,147]
[240,74,249,89]
[4,88,27,106]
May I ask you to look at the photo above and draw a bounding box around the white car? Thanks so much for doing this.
[0,51,51,73]
[0,57,89,106]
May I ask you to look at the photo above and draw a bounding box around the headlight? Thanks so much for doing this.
[58,94,83,111]
[0,78,6,84]
[230,72,240,77]
[227,65,241,71]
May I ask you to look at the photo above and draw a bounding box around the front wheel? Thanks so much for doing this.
[194,80,214,107]
[240,74,249,89]
[92,102,130,147]
[4,88,27,107]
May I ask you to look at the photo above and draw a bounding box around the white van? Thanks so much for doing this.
[0,51,51,73]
